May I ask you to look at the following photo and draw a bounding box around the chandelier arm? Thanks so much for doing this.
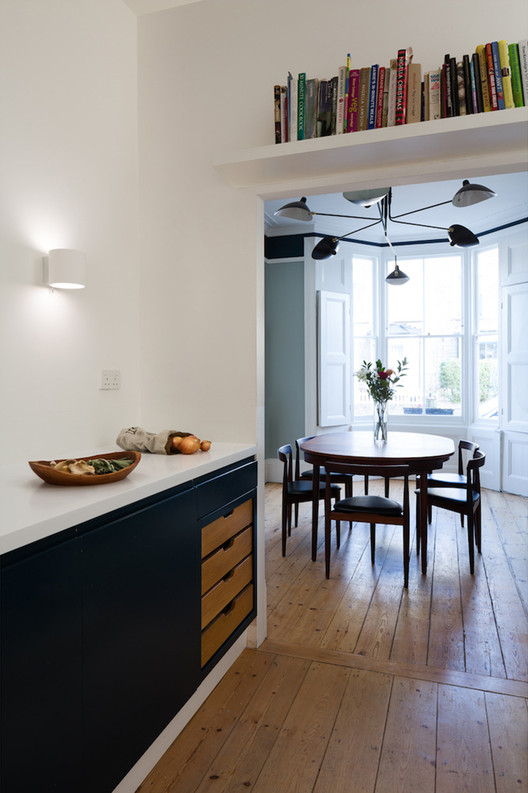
[389,199,451,220]
[312,211,379,220]
[335,218,384,241]
[390,217,448,232]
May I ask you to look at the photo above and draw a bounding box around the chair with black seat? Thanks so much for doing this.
[278,444,341,557]
[323,461,411,586]
[415,449,485,574]
[294,436,356,525]
[425,439,480,525]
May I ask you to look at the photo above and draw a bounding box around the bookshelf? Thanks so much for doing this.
[213,107,527,192]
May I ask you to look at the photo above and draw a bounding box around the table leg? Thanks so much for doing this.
[312,464,320,562]
[419,470,428,574]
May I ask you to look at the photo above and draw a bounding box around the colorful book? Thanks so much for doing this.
[519,40,528,106]
[476,45,491,111]
[376,66,386,127]
[406,62,422,123]
[297,72,306,139]
[330,75,338,135]
[367,65,379,129]
[344,53,351,132]
[509,43,525,106]
[280,86,288,142]
[428,69,441,119]
[347,68,360,131]
[274,85,281,143]
[491,41,505,109]
[472,52,484,112]
[443,55,453,117]
[498,40,515,109]
[469,58,479,113]
[287,72,297,141]
[336,65,347,133]
[387,59,398,125]
[456,61,466,116]
[316,79,333,137]
[395,47,412,124]
[357,67,370,130]
[382,68,390,126]
[304,78,318,139]
[485,43,499,110]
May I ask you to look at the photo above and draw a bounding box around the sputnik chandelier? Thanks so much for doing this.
[274,180,496,285]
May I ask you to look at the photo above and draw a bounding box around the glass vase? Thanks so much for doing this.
[374,400,388,442]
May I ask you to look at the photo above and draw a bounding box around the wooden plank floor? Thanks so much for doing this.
[137,481,528,793]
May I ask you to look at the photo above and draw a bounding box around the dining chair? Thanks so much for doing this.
[323,461,411,586]
[424,439,480,525]
[415,449,486,574]
[277,444,341,557]
[294,436,357,524]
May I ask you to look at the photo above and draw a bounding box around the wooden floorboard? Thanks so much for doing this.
[137,482,528,793]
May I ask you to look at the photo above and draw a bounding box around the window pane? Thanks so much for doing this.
[352,256,374,336]
[353,337,376,416]
[387,258,424,334]
[427,337,462,416]
[476,246,499,421]
[423,256,462,333]
[476,248,499,333]
[388,338,421,415]
[478,336,499,418]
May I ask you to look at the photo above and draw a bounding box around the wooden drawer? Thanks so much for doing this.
[201,499,252,559]
[202,526,252,595]
[201,554,252,629]
[201,584,253,667]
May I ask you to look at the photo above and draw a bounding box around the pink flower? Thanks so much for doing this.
[378,370,389,379]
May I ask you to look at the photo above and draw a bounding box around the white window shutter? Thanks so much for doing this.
[317,290,350,427]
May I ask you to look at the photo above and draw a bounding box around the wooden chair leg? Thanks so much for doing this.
[287,503,292,537]
[403,521,410,589]
[428,503,432,524]
[336,519,341,549]
[467,510,475,574]
[281,500,288,557]
[294,502,299,528]
[415,495,421,555]
[364,475,369,495]
[325,514,331,579]
[370,523,376,564]
[475,503,482,553]
[384,477,390,497]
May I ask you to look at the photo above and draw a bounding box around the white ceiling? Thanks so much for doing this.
[265,171,528,243]
[122,0,203,15]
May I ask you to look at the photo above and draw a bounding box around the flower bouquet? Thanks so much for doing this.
[356,357,408,441]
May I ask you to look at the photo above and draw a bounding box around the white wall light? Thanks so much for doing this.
[43,249,87,290]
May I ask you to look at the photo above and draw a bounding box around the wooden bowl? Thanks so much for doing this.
[28,451,141,486]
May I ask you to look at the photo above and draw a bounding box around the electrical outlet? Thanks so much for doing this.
[100,369,121,390]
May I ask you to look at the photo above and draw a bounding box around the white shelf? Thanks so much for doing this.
[214,108,528,193]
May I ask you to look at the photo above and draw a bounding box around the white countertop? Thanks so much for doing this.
[0,443,257,555]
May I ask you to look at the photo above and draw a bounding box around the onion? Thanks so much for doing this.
[200,440,211,451]
[179,435,201,454]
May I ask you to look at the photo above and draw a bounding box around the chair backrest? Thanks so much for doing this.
[458,440,480,475]
[295,436,315,480]
[466,449,485,495]
[323,461,412,515]
[277,444,294,486]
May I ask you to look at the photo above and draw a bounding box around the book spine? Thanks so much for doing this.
[428,69,441,119]
[357,67,370,130]
[469,59,478,113]
[387,59,398,125]
[347,68,360,131]
[330,75,338,135]
[395,48,409,124]
[498,40,515,109]
[471,52,484,112]
[443,55,453,117]
[304,78,318,139]
[491,41,505,109]
[509,43,525,106]
[297,73,306,139]
[344,53,351,132]
[463,55,473,113]
[406,62,422,123]
[456,61,466,116]
[519,40,528,106]
[375,66,386,127]
[449,56,459,115]
[367,65,379,129]
[280,86,288,142]
[336,65,347,133]
[476,45,491,111]
[316,79,332,137]
[485,43,499,110]
[289,76,298,141]
[274,85,281,143]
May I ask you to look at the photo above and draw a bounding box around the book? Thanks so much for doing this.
[443,55,453,117]
[476,45,491,111]
[449,56,459,115]
[387,59,398,125]
[469,58,479,113]
[357,67,370,130]
[287,72,297,141]
[456,61,467,116]
[274,85,281,143]
[297,72,306,140]
[304,78,318,139]
[347,68,360,131]
[519,40,528,106]
[472,52,484,112]
[280,85,288,142]
[498,40,515,109]
[428,69,441,119]
[406,62,422,123]
[382,68,390,126]
[491,41,505,109]
[317,79,333,137]
[336,65,347,133]
[375,66,386,127]
[395,47,412,124]
[367,65,379,129]
[330,75,338,134]
[509,43,525,106]
[462,55,473,113]
[485,43,499,110]
[344,53,351,132]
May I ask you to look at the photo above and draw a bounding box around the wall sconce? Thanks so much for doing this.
[43,249,87,290]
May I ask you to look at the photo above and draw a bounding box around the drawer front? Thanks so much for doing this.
[202,526,252,595]
[201,584,254,667]
[201,555,253,629]
[201,500,252,559]
[196,461,257,519]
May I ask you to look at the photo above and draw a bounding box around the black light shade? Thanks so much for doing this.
[451,179,496,208]
[274,196,313,221]
[448,224,480,247]
[312,236,339,259]
[385,263,410,285]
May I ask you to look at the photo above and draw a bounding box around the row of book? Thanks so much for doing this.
[273,40,528,143]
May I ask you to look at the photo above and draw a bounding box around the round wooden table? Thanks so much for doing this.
[301,431,455,574]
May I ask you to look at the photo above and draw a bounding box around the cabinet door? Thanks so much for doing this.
[81,487,200,793]
[1,536,82,793]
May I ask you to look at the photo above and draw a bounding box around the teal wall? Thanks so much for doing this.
[265,259,305,459]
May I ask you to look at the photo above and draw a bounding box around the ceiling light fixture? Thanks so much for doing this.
[274,179,495,284]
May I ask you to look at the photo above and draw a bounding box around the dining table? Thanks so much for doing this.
[301,431,455,574]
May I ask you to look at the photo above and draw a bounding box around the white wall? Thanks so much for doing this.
[0,0,139,464]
